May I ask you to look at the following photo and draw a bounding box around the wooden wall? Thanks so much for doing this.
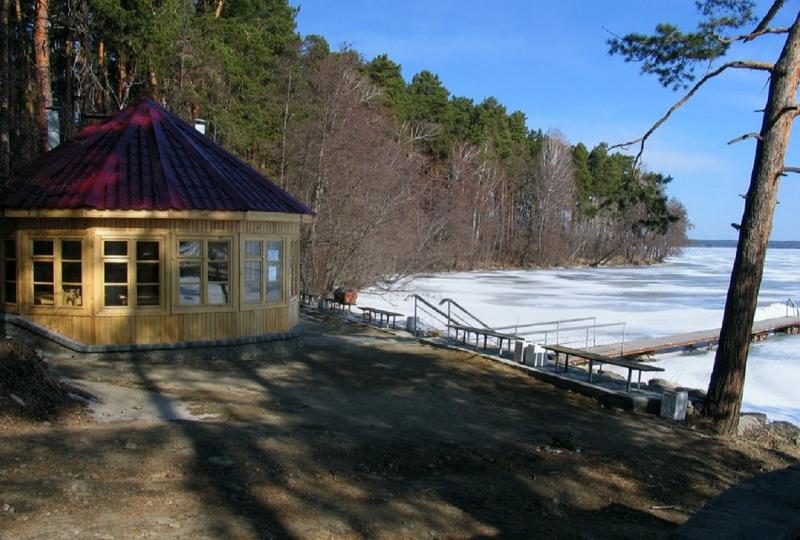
[1,216,302,345]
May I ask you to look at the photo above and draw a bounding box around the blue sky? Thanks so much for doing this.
[292,1,800,240]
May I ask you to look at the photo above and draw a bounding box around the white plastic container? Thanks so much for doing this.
[405,317,418,333]
[523,344,547,367]
[514,340,529,363]
[660,390,689,421]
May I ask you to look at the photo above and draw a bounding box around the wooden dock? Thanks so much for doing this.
[587,316,800,358]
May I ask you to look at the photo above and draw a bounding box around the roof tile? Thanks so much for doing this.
[1,99,313,215]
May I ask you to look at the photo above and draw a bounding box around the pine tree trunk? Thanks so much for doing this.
[0,0,9,175]
[63,32,74,140]
[33,0,51,153]
[705,13,800,436]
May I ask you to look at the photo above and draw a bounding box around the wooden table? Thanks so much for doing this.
[542,344,665,392]
[447,323,521,354]
[359,307,404,328]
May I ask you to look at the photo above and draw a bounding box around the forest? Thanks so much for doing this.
[1,0,690,294]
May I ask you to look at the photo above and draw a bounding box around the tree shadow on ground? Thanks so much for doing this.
[2,315,795,539]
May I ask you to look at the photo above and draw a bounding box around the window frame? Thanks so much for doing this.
[2,235,18,307]
[174,236,236,313]
[239,235,288,309]
[28,237,86,312]
[97,235,167,315]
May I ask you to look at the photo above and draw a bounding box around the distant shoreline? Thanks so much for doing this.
[689,239,800,249]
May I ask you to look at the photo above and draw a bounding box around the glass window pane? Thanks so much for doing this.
[267,240,282,262]
[267,280,282,301]
[245,241,261,258]
[3,239,14,257]
[33,240,53,256]
[244,260,261,282]
[208,262,229,282]
[179,262,201,282]
[33,261,53,282]
[4,281,16,303]
[179,240,201,257]
[4,260,16,279]
[268,263,281,283]
[245,283,261,303]
[62,285,83,306]
[61,240,82,260]
[62,262,82,284]
[179,262,201,306]
[136,285,160,306]
[136,241,159,261]
[244,260,262,303]
[103,240,127,257]
[104,262,127,284]
[136,262,159,284]
[179,284,200,305]
[267,257,281,301]
[208,241,229,261]
[104,285,128,306]
[207,283,229,305]
[33,284,54,305]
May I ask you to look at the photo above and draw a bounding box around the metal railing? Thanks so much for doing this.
[512,321,627,350]
[494,317,597,346]
[407,294,452,336]
[787,297,799,317]
[438,297,491,335]
[408,293,627,353]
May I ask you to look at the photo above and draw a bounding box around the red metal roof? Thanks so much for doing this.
[1,99,313,215]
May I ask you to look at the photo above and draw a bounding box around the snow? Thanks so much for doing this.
[359,247,800,425]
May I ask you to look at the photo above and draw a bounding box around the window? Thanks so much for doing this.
[102,239,162,308]
[289,240,299,297]
[177,239,231,307]
[242,238,283,305]
[61,240,83,306]
[30,239,83,307]
[136,241,160,306]
[3,238,16,304]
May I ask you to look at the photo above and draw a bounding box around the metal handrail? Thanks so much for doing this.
[438,298,491,329]
[406,294,451,335]
[515,321,627,349]
[787,298,799,317]
[493,317,596,332]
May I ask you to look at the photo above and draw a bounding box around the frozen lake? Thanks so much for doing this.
[360,247,800,426]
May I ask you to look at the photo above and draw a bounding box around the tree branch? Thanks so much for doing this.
[746,0,786,40]
[727,132,762,145]
[723,26,789,44]
[782,167,800,175]
[610,60,774,166]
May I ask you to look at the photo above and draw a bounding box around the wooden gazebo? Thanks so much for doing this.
[0,99,313,347]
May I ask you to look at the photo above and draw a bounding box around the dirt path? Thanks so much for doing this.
[1,313,797,539]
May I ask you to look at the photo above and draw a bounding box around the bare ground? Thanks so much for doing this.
[1,311,798,539]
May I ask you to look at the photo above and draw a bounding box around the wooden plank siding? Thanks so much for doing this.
[1,216,302,345]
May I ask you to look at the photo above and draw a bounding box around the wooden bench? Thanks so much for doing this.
[448,323,520,354]
[299,292,320,306]
[319,296,353,313]
[542,344,664,392]
[359,307,404,328]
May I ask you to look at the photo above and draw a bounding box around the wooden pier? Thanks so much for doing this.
[587,316,800,358]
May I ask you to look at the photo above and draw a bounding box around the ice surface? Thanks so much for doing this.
[360,247,800,425]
